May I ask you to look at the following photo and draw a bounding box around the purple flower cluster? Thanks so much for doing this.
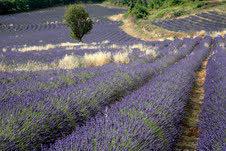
[197,36,226,150]
[46,36,212,151]
[0,37,200,150]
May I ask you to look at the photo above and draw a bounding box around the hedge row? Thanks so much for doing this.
[106,0,209,18]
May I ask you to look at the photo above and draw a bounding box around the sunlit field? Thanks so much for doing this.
[0,1,225,151]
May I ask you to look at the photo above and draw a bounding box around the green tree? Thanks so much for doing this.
[64,4,93,42]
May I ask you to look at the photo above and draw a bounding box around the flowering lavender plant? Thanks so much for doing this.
[197,36,226,151]
[46,37,212,151]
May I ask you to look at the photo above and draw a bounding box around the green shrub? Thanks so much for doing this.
[168,0,183,6]
[173,10,185,17]
[129,0,149,19]
[64,4,93,42]
[0,0,15,14]
[195,1,208,8]
[148,0,163,9]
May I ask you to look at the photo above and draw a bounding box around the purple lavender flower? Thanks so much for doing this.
[46,37,212,151]
[0,37,201,150]
[197,36,226,151]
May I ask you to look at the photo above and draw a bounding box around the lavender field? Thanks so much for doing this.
[0,4,226,151]
[153,11,226,32]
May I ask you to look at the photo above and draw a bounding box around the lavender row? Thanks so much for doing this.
[0,39,170,87]
[0,34,170,66]
[0,58,150,108]
[6,37,189,110]
[0,39,177,104]
[1,47,118,65]
[0,50,152,102]
[0,5,125,34]
[153,11,226,32]
[0,38,199,150]
[0,38,185,113]
[46,36,212,151]
[197,36,226,150]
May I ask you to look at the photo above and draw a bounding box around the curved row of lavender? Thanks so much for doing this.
[0,19,134,50]
[0,37,199,150]
[0,4,141,50]
[0,39,169,66]
[0,39,181,104]
[45,36,212,151]
[197,36,226,150]
[153,11,226,32]
[0,38,190,110]
[0,38,170,94]
[0,4,126,35]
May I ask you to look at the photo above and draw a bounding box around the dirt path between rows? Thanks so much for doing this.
[175,59,208,150]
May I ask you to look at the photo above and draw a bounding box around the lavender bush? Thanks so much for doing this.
[197,36,226,150]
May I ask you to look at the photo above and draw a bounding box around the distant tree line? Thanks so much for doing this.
[106,0,208,18]
[0,0,104,14]
[0,0,208,17]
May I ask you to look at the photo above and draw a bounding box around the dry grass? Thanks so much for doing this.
[145,49,158,59]
[0,61,57,72]
[83,51,112,67]
[209,30,226,37]
[1,47,139,72]
[3,41,129,53]
[108,44,123,49]
[1,39,161,72]
[196,30,207,37]
[3,42,102,52]
[108,13,124,22]
[130,43,146,50]
[59,42,82,47]
[113,51,130,64]
[0,64,7,71]
[80,45,101,50]
[108,14,153,41]
[18,44,56,52]
[58,54,80,69]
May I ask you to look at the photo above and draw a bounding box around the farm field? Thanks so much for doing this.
[0,3,226,151]
[153,11,226,32]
